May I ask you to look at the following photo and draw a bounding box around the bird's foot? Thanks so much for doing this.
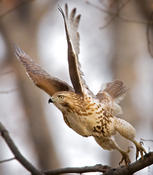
[134,141,146,160]
[119,148,131,166]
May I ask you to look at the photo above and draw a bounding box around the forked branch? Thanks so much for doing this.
[0,122,43,175]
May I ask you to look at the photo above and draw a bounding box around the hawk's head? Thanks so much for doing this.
[48,91,82,112]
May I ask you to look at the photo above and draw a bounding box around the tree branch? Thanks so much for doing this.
[43,152,153,175]
[104,152,153,175]
[0,88,18,94]
[0,157,15,164]
[0,70,13,76]
[0,122,43,175]
[43,164,111,175]
[0,121,153,175]
[87,0,148,29]
[146,12,153,58]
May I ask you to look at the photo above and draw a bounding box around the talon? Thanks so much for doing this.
[119,150,131,166]
[119,158,123,166]
[134,141,146,160]
[136,147,139,160]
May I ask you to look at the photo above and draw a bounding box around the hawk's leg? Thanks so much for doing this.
[94,136,131,165]
[114,117,146,160]
[132,140,146,160]
[117,147,131,165]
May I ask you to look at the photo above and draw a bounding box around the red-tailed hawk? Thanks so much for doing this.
[15,4,146,165]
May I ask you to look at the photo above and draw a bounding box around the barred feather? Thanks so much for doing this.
[97,80,127,104]
[58,4,93,97]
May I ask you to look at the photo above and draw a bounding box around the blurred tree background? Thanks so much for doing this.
[0,0,153,174]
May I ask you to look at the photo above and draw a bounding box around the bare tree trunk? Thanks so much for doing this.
[0,0,60,169]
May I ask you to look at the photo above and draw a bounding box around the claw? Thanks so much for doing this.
[135,141,146,160]
[119,148,131,166]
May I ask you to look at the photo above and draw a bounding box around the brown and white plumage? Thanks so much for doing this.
[15,46,74,96]
[15,4,146,165]
[58,4,93,96]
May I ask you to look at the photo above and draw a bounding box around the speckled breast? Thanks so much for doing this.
[63,99,116,138]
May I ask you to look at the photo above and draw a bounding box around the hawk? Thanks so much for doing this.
[15,4,146,165]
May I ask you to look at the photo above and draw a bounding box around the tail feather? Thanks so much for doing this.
[104,80,127,99]
[97,80,127,104]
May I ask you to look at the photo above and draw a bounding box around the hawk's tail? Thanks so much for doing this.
[97,80,127,104]
[104,80,127,100]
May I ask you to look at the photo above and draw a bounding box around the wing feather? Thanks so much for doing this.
[97,80,127,104]
[15,46,74,96]
[58,4,93,96]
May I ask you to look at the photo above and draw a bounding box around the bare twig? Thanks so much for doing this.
[100,0,138,28]
[141,138,153,142]
[100,15,116,29]
[0,122,43,175]
[0,70,13,76]
[86,1,114,15]
[87,0,153,58]
[0,157,15,164]
[146,12,153,58]
[0,88,18,94]
[87,0,148,29]
[88,0,138,29]
[43,164,111,175]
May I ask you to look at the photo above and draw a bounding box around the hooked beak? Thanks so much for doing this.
[48,98,53,104]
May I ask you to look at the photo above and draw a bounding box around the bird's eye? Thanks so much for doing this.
[58,95,64,99]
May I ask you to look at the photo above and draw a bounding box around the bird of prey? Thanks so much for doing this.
[15,4,146,165]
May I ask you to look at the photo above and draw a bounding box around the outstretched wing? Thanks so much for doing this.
[96,80,127,104]
[58,4,93,96]
[15,46,74,96]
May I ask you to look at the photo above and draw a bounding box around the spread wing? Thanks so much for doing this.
[58,4,93,96]
[15,46,74,96]
[96,80,127,104]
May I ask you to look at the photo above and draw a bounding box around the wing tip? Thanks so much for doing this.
[58,3,69,19]
[58,4,65,17]
[58,4,80,20]
[14,45,33,64]
[14,45,22,58]
[71,8,76,16]
[76,14,81,21]
[104,79,127,99]
[14,45,26,60]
